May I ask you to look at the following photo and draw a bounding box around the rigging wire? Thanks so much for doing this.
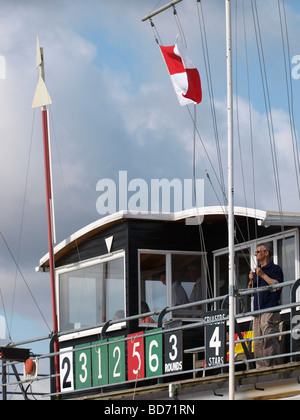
[234,0,250,242]
[149,6,227,202]
[0,231,51,333]
[251,0,284,218]
[10,109,36,337]
[150,8,217,299]
[171,3,214,298]
[276,0,297,281]
[241,0,258,241]
[186,106,228,205]
[48,110,82,264]
[277,0,300,200]
[149,19,162,45]
[196,0,226,202]
[173,5,187,47]
[250,0,294,286]
[0,80,52,336]
[191,0,258,272]
[0,287,10,341]
[147,0,296,290]
[145,0,299,306]
[150,2,228,208]
[150,0,165,15]
[192,105,214,299]
[1,104,52,338]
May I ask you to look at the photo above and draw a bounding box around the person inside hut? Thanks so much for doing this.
[140,301,155,324]
[160,273,189,307]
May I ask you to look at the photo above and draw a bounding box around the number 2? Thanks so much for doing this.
[113,346,121,378]
[60,347,74,392]
[62,357,72,388]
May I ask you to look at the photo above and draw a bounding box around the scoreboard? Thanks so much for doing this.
[59,315,231,394]
[59,328,183,394]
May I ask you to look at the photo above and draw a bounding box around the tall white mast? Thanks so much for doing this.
[226,0,236,401]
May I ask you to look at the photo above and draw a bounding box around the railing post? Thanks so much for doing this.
[101,320,112,340]
[290,279,300,362]
[2,361,7,401]
[158,307,169,329]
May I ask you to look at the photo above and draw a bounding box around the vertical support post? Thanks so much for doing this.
[226,0,236,401]
[290,279,300,362]
[2,361,7,401]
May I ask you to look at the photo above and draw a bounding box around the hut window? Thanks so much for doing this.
[213,229,299,310]
[58,254,125,332]
[139,251,207,322]
[139,253,167,322]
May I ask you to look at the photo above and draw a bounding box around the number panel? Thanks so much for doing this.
[145,329,163,378]
[164,330,183,373]
[108,336,126,384]
[91,340,108,387]
[60,347,74,393]
[75,344,92,390]
[204,310,227,368]
[127,332,145,380]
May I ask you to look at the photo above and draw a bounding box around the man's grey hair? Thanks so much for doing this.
[258,242,273,258]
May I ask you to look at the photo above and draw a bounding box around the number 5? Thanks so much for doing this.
[132,341,141,375]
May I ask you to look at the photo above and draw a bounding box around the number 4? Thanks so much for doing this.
[209,327,221,356]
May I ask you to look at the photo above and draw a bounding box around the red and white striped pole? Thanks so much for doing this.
[32,37,60,394]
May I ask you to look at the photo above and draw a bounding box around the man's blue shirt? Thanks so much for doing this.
[253,261,284,311]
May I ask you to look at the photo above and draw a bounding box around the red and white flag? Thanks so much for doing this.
[160,36,202,106]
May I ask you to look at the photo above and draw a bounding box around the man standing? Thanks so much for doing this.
[248,243,284,369]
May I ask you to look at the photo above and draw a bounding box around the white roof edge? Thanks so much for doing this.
[258,211,300,227]
[174,206,267,221]
[38,206,300,271]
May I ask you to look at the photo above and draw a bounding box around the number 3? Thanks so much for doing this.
[168,334,178,362]
[79,352,88,383]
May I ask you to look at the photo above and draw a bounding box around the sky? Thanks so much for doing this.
[0,0,300,393]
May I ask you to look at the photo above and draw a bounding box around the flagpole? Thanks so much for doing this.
[32,37,60,394]
[226,0,236,401]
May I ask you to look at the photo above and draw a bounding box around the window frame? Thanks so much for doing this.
[56,250,126,340]
[213,228,299,309]
[138,249,207,321]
